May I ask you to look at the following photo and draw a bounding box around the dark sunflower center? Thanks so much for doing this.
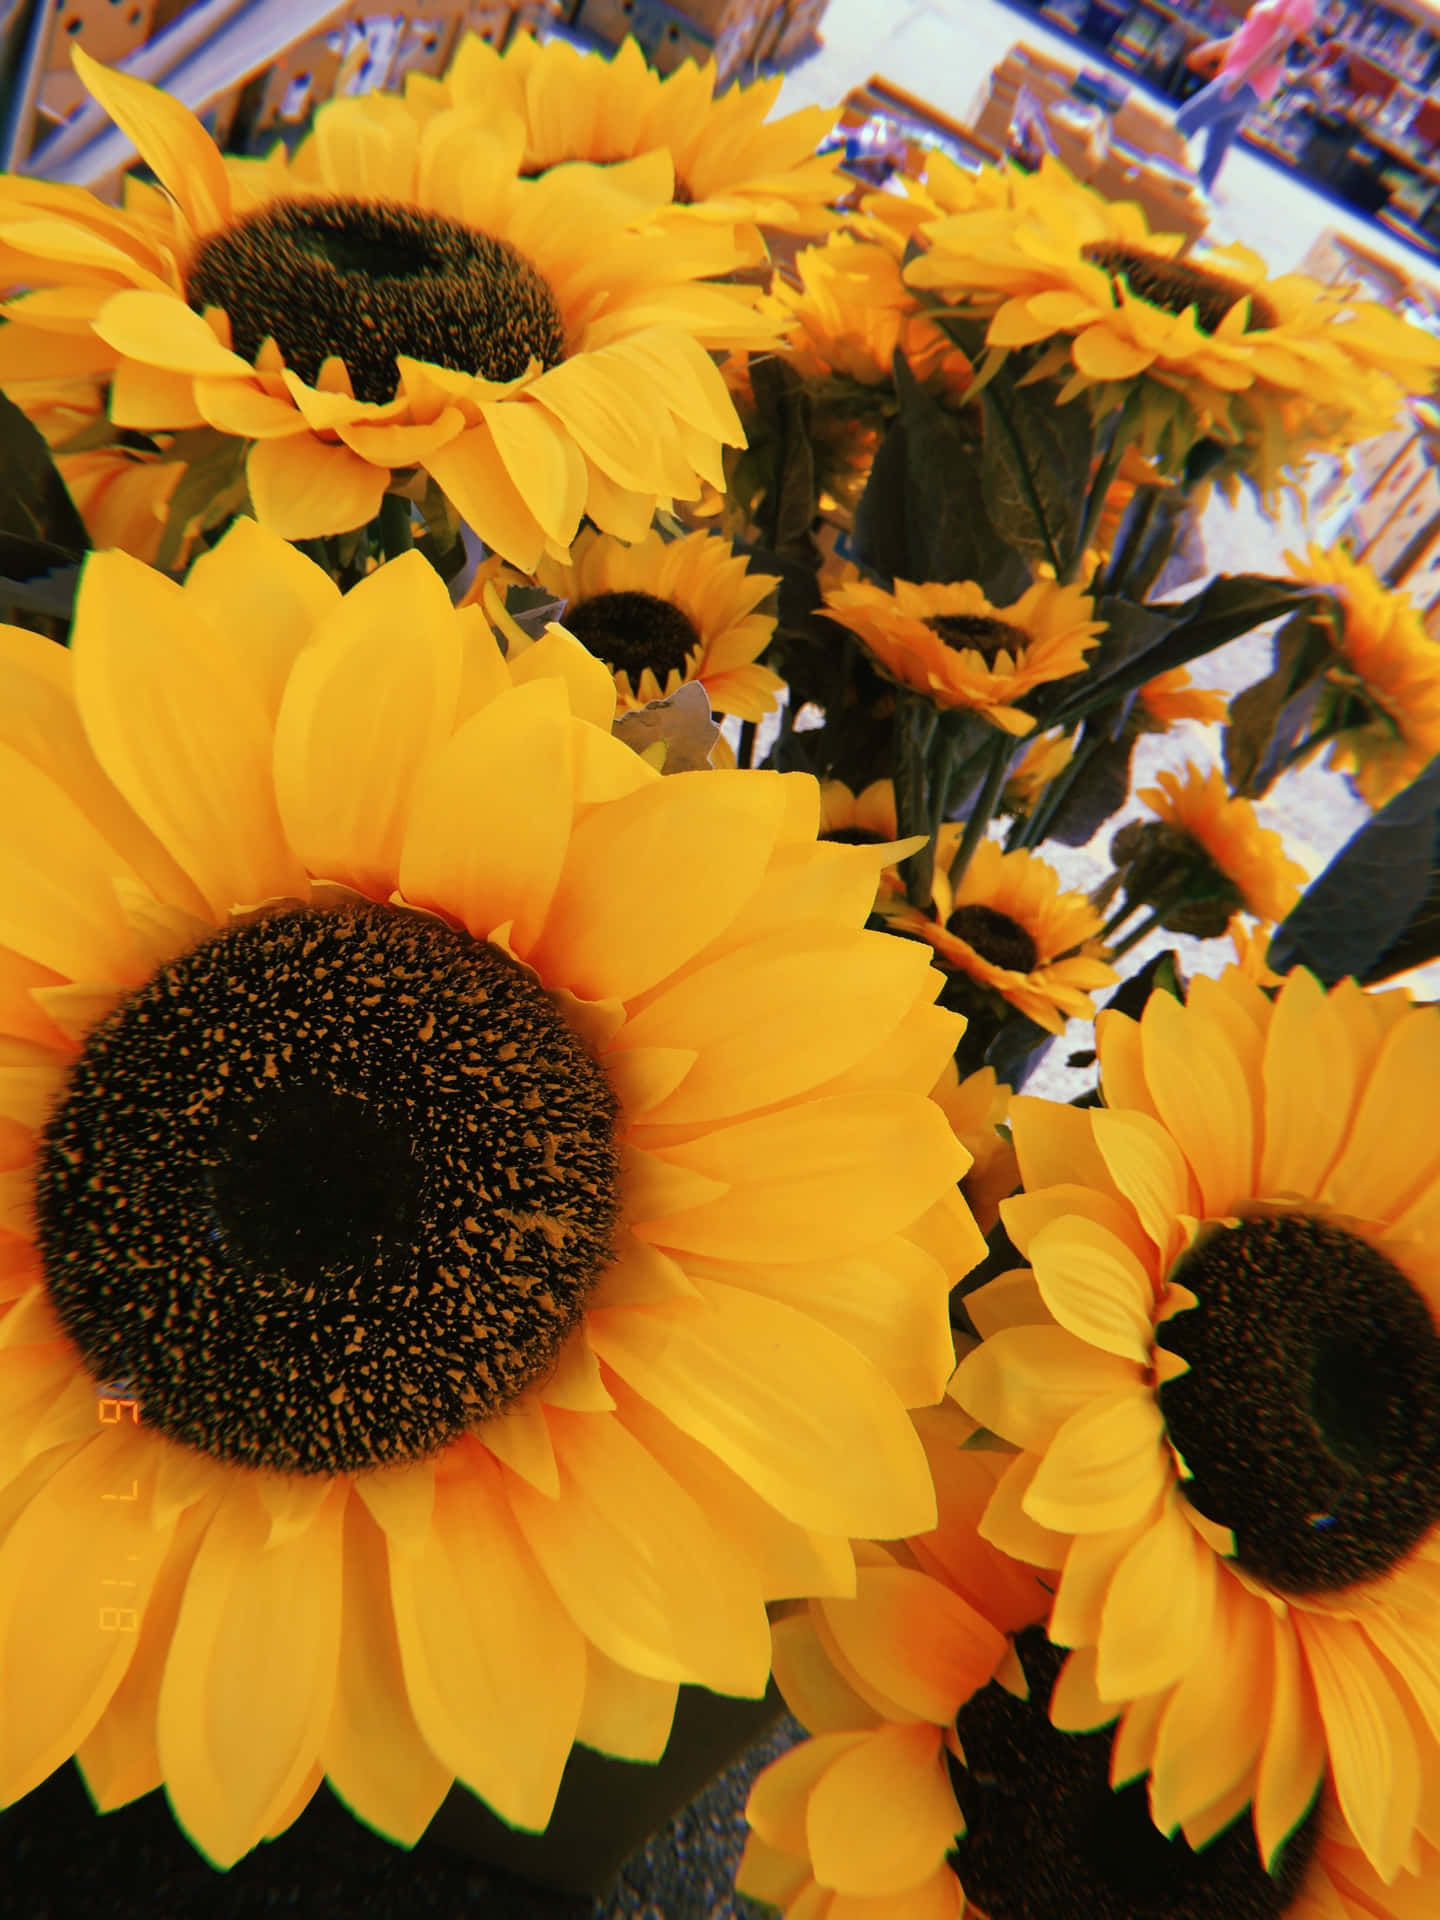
[186,196,567,406]
[34,903,622,1476]
[931,614,1028,662]
[562,590,703,685]
[1079,242,1278,336]
[1158,1212,1440,1594]
[947,1628,1320,1920]
[946,903,1040,974]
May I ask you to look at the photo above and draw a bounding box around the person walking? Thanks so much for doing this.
[1176,0,1318,194]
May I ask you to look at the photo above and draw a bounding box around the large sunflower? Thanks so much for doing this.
[903,158,1440,492]
[527,524,784,721]
[1126,762,1307,930]
[0,517,983,1870]
[0,51,774,565]
[820,573,1105,735]
[432,31,846,260]
[880,840,1118,1035]
[1283,544,1440,808]
[953,966,1440,1883]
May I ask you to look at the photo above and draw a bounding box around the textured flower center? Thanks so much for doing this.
[34,903,622,1476]
[186,196,567,405]
[1159,1212,1440,1594]
[947,1628,1320,1920]
[931,614,1027,662]
[562,590,703,685]
[947,903,1040,974]
[1079,242,1278,336]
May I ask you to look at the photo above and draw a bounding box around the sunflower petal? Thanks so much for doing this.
[1023,1390,1168,1534]
[72,48,230,235]
[1096,1489,1217,1701]
[246,434,389,541]
[574,1643,678,1762]
[806,1721,956,1897]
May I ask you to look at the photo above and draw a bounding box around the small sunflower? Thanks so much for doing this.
[904,159,1440,491]
[1002,729,1074,817]
[0,50,775,565]
[743,1611,1440,1919]
[931,1058,1019,1238]
[1122,762,1307,931]
[527,525,783,721]
[820,574,1105,735]
[953,966,1440,1883]
[0,517,982,1870]
[881,840,1119,1036]
[434,31,846,259]
[1283,544,1440,808]
[765,233,972,393]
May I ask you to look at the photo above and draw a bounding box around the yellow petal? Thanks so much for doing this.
[1096,1490,1217,1701]
[1008,1097,1124,1205]
[1148,1569,1271,1833]
[952,1324,1140,1454]
[1140,989,1254,1218]
[1323,1007,1440,1225]
[156,1482,345,1869]
[747,1729,869,1856]
[91,291,249,374]
[424,424,548,572]
[192,375,310,440]
[388,1449,586,1831]
[1071,322,1154,380]
[180,518,339,722]
[574,1643,677,1762]
[977,1452,1071,1571]
[72,47,230,235]
[807,1721,956,1897]
[1023,1390,1169,1534]
[480,399,587,546]
[588,1280,936,1538]
[504,1408,771,1696]
[1295,1612,1419,1884]
[530,769,788,1002]
[507,623,617,731]
[319,1489,453,1848]
[1027,1217,1157,1365]
[72,550,308,920]
[247,435,388,541]
[1091,1108,1195,1272]
[819,1567,1004,1727]
[1254,1606,1326,1871]
[770,1613,882,1736]
[272,551,462,899]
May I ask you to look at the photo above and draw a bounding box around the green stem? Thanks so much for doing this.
[736,719,758,770]
[1069,408,1135,586]
[1013,728,1100,851]
[895,696,939,910]
[1097,894,1142,942]
[947,733,1015,894]
[1108,903,1172,960]
[378,492,414,560]
[1102,482,1163,599]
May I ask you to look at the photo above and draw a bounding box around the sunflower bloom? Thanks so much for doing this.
[0,517,984,1870]
[434,31,846,259]
[765,233,972,392]
[881,840,1118,1035]
[821,574,1105,735]
[953,967,1440,1883]
[0,50,775,565]
[527,524,783,721]
[904,159,1440,492]
[1131,762,1307,927]
[1284,544,1440,808]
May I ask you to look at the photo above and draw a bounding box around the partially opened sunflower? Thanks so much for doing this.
[431,31,847,259]
[528,524,784,721]
[1283,544,1440,808]
[0,50,775,565]
[0,517,985,1870]
[953,966,1440,1884]
[1116,762,1307,936]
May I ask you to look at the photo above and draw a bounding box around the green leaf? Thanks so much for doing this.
[1044,726,1138,847]
[979,356,1095,577]
[151,429,251,573]
[1222,608,1336,798]
[746,356,819,565]
[1270,757,1440,986]
[0,389,90,555]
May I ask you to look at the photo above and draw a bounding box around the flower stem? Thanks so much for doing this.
[736,718,758,770]
[1107,903,1172,960]
[1102,482,1163,599]
[947,732,1015,893]
[895,695,940,909]
[1069,405,1136,586]
[1013,727,1100,850]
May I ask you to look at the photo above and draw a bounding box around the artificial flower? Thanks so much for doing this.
[930,1059,1019,1237]
[765,233,972,393]
[1127,762,1307,930]
[0,516,982,1871]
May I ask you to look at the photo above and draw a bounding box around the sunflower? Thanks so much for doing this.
[880,840,1118,1035]
[0,516,984,1870]
[1122,762,1307,932]
[765,233,972,393]
[526,524,783,722]
[1001,729,1074,817]
[903,159,1440,492]
[742,1609,1440,1919]
[433,31,847,260]
[952,966,1440,1883]
[820,573,1105,735]
[0,50,775,566]
[930,1059,1019,1238]
[1282,544,1440,808]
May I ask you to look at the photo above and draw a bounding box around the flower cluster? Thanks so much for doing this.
[0,27,1439,1918]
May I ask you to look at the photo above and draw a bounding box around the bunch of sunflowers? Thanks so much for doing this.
[3,29,1440,1920]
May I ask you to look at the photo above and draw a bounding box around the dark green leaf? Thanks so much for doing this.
[851,413,914,581]
[979,357,1095,576]
[747,357,819,564]
[1099,948,1187,1024]
[1222,609,1336,798]
[1044,727,1138,846]
[0,389,90,555]
[505,585,568,639]
[1270,757,1440,985]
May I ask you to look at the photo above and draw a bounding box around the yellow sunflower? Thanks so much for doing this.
[953,966,1440,1883]
[0,50,775,566]
[1131,762,1307,928]
[880,840,1118,1035]
[903,159,1440,491]
[820,573,1105,735]
[1283,544,1440,808]
[1002,729,1074,818]
[930,1059,1019,1238]
[433,31,846,260]
[765,233,973,393]
[0,516,984,1870]
[527,524,784,721]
